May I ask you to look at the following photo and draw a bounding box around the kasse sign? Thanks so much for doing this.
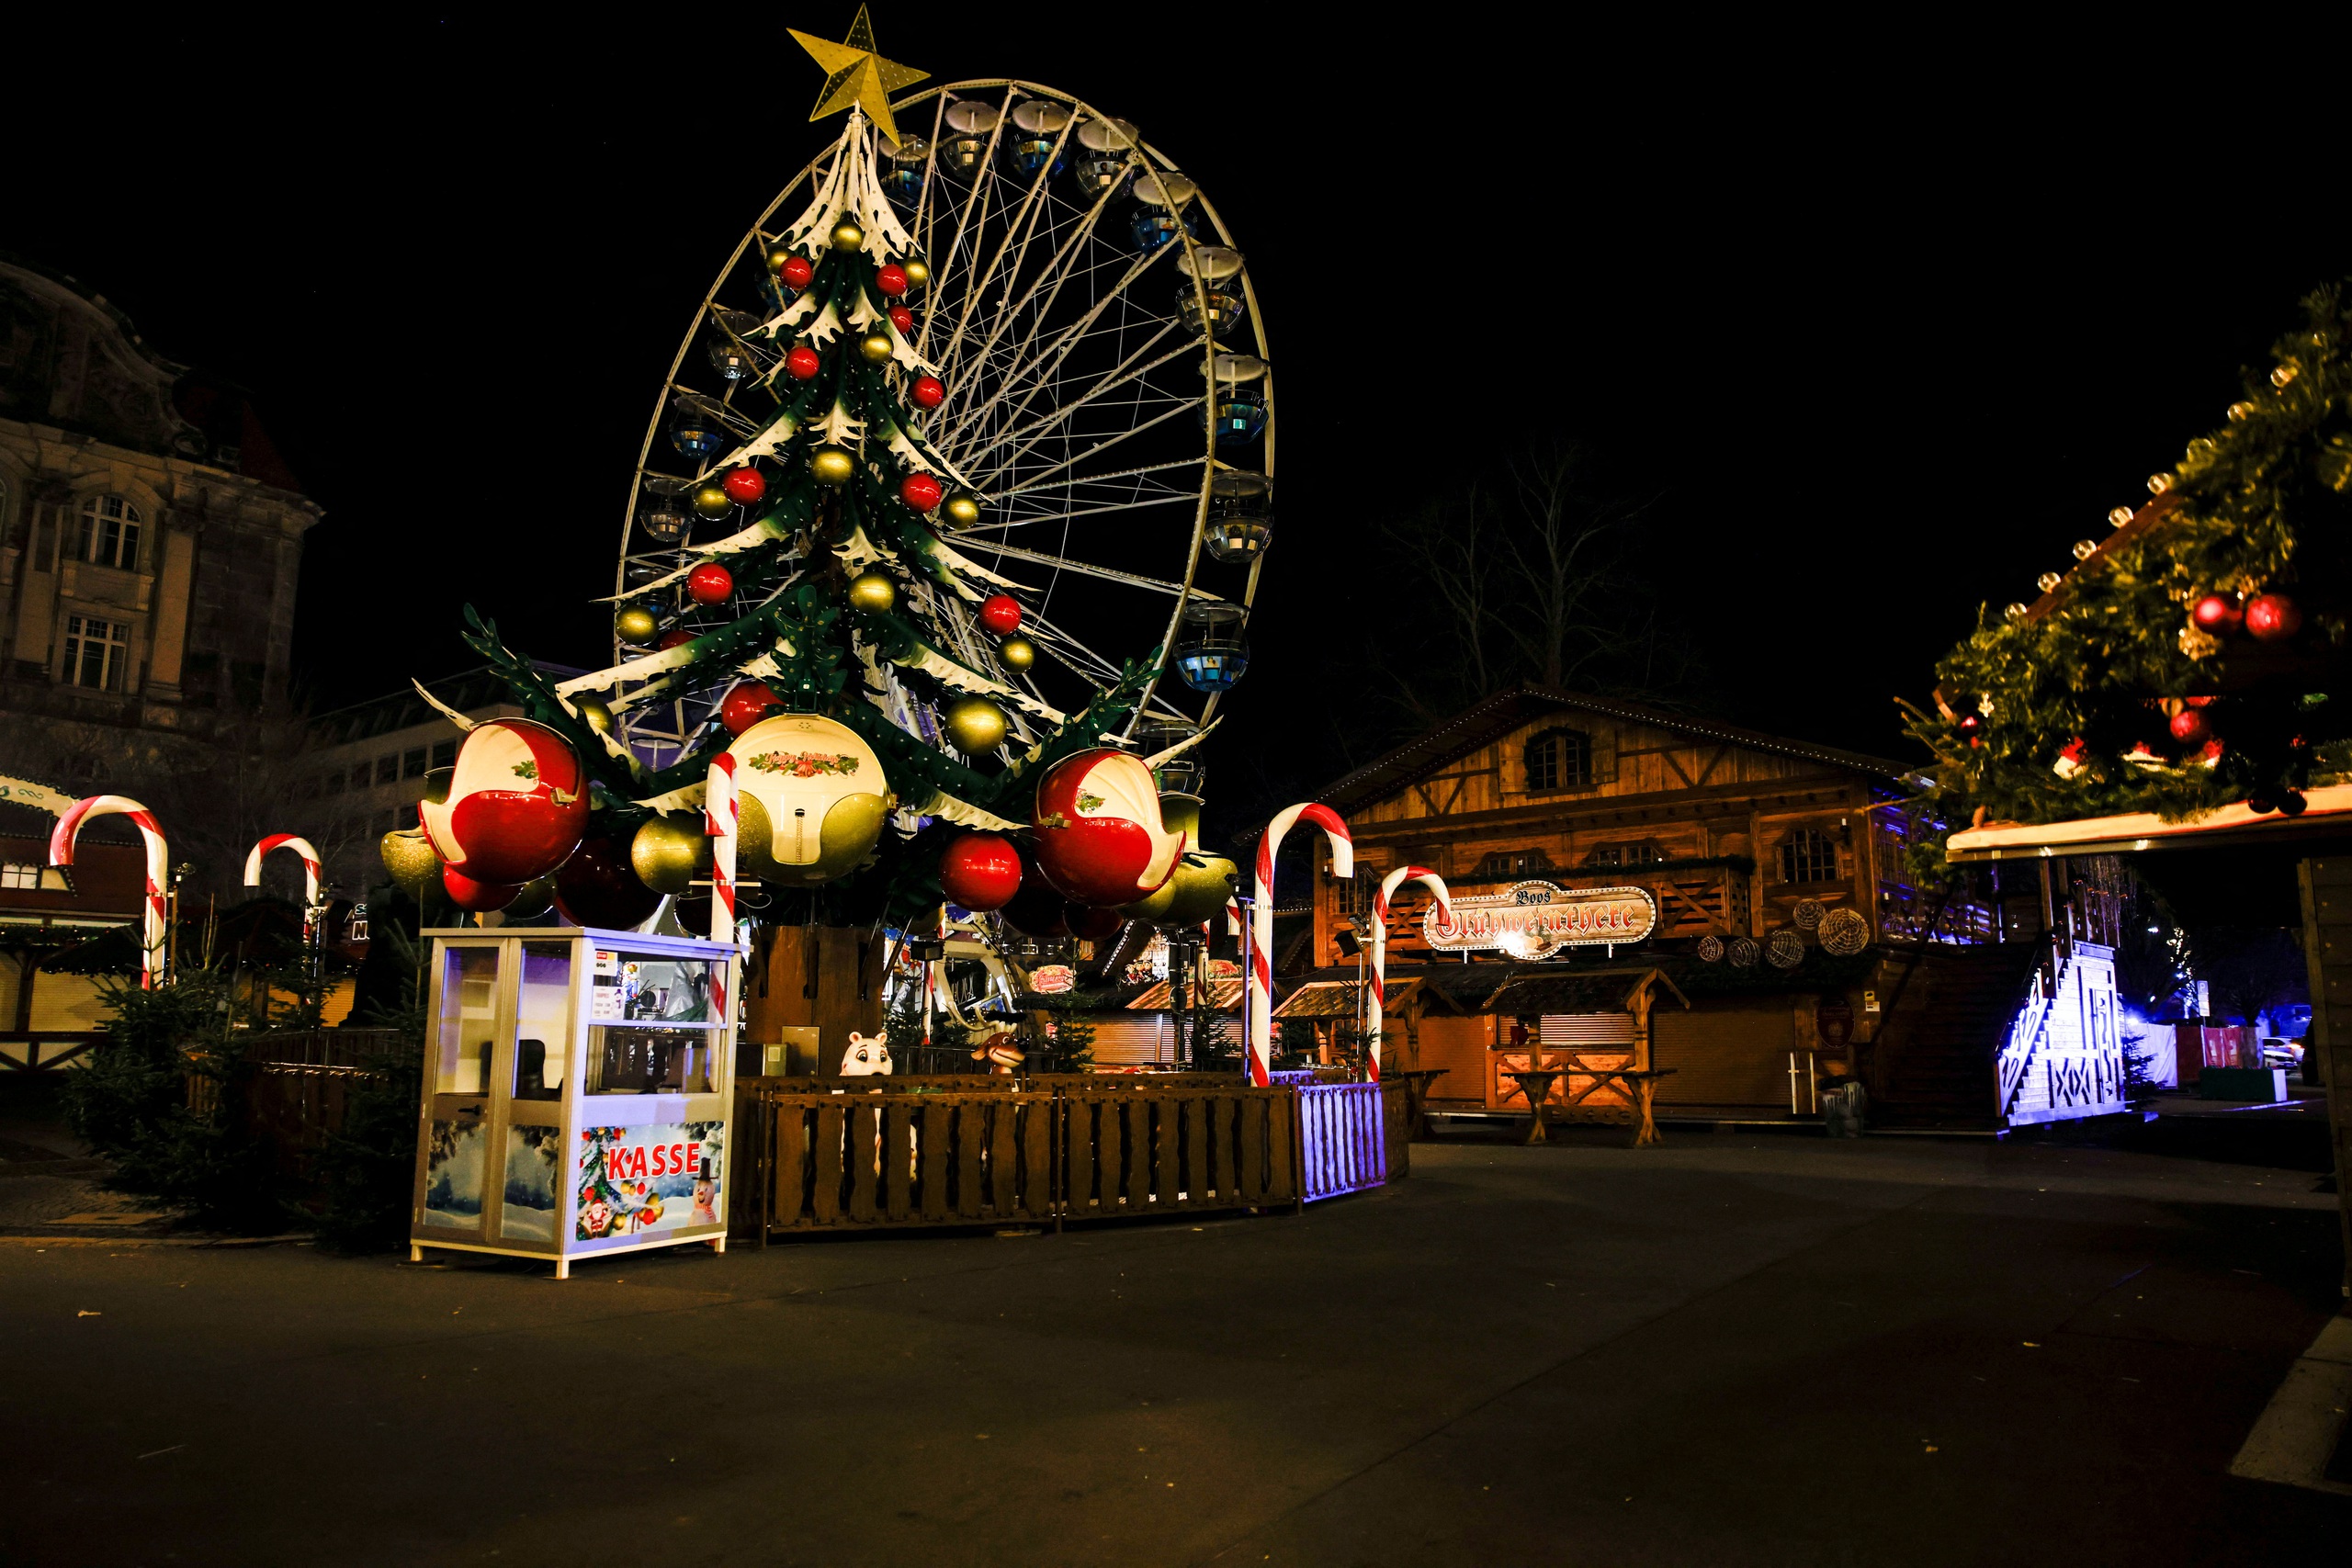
[1421,880,1657,961]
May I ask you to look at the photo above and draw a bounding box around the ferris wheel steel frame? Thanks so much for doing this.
[612,78,1274,773]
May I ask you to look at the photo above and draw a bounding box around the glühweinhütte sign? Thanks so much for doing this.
[1421,881,1657,960]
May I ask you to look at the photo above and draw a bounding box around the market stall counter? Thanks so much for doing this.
[409,928,739,1279]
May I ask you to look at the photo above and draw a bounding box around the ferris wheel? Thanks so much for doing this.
[615,78,1275,786]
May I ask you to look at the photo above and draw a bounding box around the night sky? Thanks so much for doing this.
[9,13,2347,831]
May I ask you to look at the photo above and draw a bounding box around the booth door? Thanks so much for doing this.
[415,942,510,1239]
[496,940,577,1247]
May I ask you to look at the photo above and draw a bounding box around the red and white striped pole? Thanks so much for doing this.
[705,755,739,1030]
[244,834,322,946]
[1250,803,1351,1087]
[51,795,167,988]
[1368,865,1451,1083]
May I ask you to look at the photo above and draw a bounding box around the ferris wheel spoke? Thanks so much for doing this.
[931,101,1079,393]
[962,540,1227,601]
[970,392,1199,495]
[990,456,1205,498]
[973,330,1200,476]
[916,93,1012,368]
[982,492,1204,534]
[943,240,1181,449]
[934,174,1124,435]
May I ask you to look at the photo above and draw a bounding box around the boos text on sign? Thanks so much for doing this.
[1420,881,1658,960]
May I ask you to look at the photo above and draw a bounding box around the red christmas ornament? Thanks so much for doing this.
[2191,593,2244,634]
[1955,712,1983,749]
[2168,707,2211,747]
[1028,749,1185,905]
[979,594,1023,636]
[937,831,1024,911]
[778,254,814,290]
[911,375,946,410]
[419,719,591,886]
[786,344,821,380]
[659,629,694,651]
[2245,592,2302,642]
[899,472,944,512]
[442,866,523,913]
[719,682,781,736]
[553,833,663,930]
[720,467,766,505]
[686,562,734,604]
[999,862,1070,938]
[888,305,914,333]
[876,263,910,297]
[1065,904,1125,942]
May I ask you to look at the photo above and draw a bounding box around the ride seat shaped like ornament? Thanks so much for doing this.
[724,714,894,886]
[1004,100,1072,178]
[1200,353,1268,446]
[1131,171,1199,253]
[1173,602,1250,694]
[1204,471,1272,563]
[936,101,998,181]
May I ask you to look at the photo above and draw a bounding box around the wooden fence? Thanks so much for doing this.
[188,1030,412,1194]
[737,1078,1310,1238]
[1297,1082,1389,1201]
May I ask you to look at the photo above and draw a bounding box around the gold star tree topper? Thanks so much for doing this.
[790,6,928,149]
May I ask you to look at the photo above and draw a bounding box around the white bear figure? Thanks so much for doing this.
[840,1032,894,1076]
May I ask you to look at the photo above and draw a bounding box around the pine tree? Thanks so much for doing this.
[1905,283,2352,854]
[456,107,1159,930]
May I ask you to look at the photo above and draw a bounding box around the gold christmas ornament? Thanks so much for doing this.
[788,6,928,147]
[505,873,559,923]
[765,247,796,275]
[846,570,898,613]
[2071,539,2098,561]
[615,605,660,644]
[629,814,711,896]
[2146,472,2173,494]
[998,635,1035,672]
[2228,400,2256,422]
[727,714,891,886]
[2180,621,2221,659]
[859,329,896,364]
[2108,506,2134,527]
[942,695,1008,754]
[575,699,615,736]
[2036,571,2063,593]
[379,830,441,900]
[692,484,733,519]
[810,445,857,486]
[899,256,931,290]
[831,217,867,253]
[942,491,982,528]
[2003,603,2029,621]
[2272,364,2300,389]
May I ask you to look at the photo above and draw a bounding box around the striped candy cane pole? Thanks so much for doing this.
[244,834,323,945]
[1250,803,1352,1088]
[51,795,168,989]
[1368,866,1451,1083]
[705,755,739,1030]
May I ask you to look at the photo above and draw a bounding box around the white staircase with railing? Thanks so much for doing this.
[1997,940,2128,1125]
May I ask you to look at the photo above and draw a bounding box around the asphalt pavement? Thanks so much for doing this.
[5,1111,2347,1567]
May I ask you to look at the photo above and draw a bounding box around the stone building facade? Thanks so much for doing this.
[0,252,321,785]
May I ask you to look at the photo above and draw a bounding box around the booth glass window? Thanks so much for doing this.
[590,948,717,1023]
[1525,728,1593,792]
[1777,829,1840,884]
[512,941,572,1101]
[435,945,503,1094]
[585,1027,716,1096]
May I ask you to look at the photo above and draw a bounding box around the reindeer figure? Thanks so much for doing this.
[970,1027,1026,1076]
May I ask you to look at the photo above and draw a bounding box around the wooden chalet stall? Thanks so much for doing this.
[1275,685,1943,1123]
[0,801,146,1071]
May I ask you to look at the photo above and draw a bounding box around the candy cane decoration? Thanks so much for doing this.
[244,834,322,945]
[705,755,738,1031]
[51,795,167,988]
[1368,866,1452,1083]
[1250,803,1352,1087]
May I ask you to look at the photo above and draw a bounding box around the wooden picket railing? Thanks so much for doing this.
[1297,1082,1388,1201]
[736,1077,1310,1238]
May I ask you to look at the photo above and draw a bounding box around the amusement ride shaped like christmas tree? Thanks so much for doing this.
[1905,282,2352,858]
[381,13,1248,998]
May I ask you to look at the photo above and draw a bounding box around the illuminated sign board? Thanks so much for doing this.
[1421,880,1657,960]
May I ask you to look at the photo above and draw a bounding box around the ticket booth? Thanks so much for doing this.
[409,928,739,1279]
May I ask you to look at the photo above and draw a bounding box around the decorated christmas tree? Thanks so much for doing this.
[386,13,1246,950]
[1905,283,2352,852]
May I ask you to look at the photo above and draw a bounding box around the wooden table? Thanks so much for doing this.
[1508,1058,1680,1146]
[1390,1068,1451,1140]
[1500,1069,1567,1144]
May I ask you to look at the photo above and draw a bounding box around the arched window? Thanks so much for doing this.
[1524,728,1592,792]
[77,493,141,572]
[1777,829,1840,884]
